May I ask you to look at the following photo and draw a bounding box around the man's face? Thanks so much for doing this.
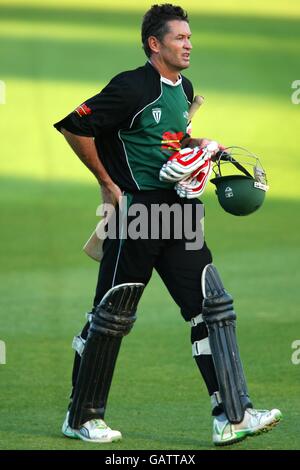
[156,20,192,71]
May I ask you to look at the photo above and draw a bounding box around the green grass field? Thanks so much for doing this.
[0,0,300,450]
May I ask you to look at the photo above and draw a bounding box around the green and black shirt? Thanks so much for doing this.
[54,61,194,191]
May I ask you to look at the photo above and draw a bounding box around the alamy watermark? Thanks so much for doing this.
[291,340,300,365]
[0,340,6,364]
[95,196,205,250]
[0,81,6,104]
[291,80,300,104]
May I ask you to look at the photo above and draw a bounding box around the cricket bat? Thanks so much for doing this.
[83,95,205,262]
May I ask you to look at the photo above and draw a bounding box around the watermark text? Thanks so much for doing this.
[0,81,6,104]
[0,340,6,364]
[95,196,205,251]
[291,340,300,365]
[291,80,300,104]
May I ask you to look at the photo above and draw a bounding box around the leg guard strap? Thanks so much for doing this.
[90,283,144,337]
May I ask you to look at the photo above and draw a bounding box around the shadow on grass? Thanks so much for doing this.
[0,176,298,450]
[1,175,299,273]
[1,4,300,39]
[0,5,299,96]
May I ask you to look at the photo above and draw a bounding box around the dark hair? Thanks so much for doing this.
[141,4,189,58]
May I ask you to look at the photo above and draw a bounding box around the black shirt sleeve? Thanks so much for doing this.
[53,72,139,137]
[182,76,194,104]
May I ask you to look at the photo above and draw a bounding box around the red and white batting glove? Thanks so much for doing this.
[175,158,213,199]
[159,142,218,183]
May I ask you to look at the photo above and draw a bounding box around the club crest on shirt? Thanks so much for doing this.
[152,108,162,124]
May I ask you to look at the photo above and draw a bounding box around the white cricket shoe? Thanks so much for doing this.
[213,408,282,446]
[62,412,122,443]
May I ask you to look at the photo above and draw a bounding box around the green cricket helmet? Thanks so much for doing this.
[210,147,269,216]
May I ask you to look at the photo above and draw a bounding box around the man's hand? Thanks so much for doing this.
[101,181,122,206]
[183,137,226,161]
[100,181,122,223]
[175,158,213,199]
[159,143,218,183]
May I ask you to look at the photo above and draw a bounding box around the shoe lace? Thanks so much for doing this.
[90,419,108,430]
[247,408,258,417]
[247,408,266,417]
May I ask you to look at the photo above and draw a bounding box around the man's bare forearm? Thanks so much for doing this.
[61,128,112,186]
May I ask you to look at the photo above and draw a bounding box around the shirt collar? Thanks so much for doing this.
[147,60,182,86]
[160,76,182,86]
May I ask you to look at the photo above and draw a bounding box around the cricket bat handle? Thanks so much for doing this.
[188,95,204,121]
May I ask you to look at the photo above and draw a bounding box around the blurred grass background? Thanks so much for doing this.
[0,0,299,450]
